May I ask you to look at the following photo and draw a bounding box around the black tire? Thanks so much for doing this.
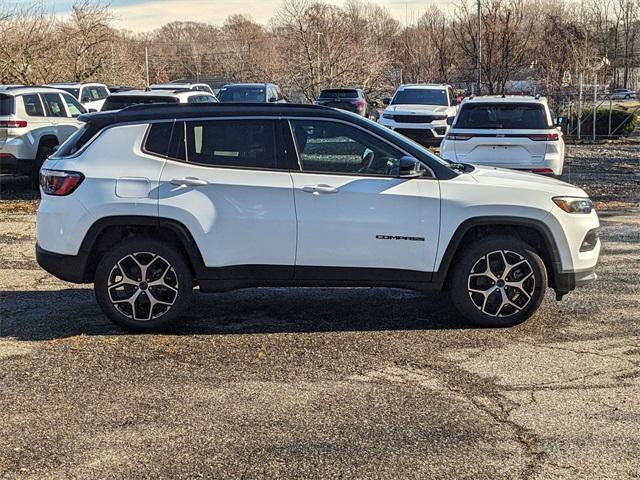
[448,235,547,327]
[94,237,193,331]
[30,145,53,188]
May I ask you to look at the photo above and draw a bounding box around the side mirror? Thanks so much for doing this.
[399,156,424,178]
[81,96,91,103]
[382,97,391,105]
[87,108,97,113]
[446,116,455,126]
[268,96,277,103]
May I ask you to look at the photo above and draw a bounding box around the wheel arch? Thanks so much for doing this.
[433,216,562,291]
[38,134,60,151]
[76,216,206,283]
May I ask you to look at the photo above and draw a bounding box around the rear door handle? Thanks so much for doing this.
[301,184,338,194]
[170,177,208,187]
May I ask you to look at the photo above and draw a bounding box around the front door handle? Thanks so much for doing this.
[170,177,208,187]
[301,184,338,195]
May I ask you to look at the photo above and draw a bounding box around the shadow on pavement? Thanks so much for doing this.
[0,287,471,341]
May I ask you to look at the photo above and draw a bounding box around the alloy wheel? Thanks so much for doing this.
[107,252,179,321]
[467,250,535,317]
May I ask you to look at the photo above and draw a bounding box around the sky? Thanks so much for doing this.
[14,0,451,31]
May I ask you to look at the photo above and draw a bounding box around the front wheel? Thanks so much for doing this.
[94,238,193,331]
[448,236,547,327]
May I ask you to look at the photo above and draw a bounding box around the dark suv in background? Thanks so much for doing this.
[314,88,380,121]
[217,83,286,103]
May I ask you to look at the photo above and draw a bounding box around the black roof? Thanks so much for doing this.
[79,102,345,127]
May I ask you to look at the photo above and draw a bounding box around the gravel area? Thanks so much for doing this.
[0,145,639,479]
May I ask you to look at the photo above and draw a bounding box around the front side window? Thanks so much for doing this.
[22,94,45,116]
[59,87,80,99]
[62,94,87,117]
[455,103,550,129]
[391,88,448,106]
[42,93,67,117]
[183,119,277,169]
[290,120,403,176]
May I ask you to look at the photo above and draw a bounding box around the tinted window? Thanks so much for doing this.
[82,86,109,102]
[455,103,550,129]
[101,95,179,112]
[62,94,86,117]
[217,86,266,103]
[319,89,359,99]
[290,120,403,176]
[22,94,44,116]
[391,89,448,106]
[184,119,276,169]
[144,122,176,157]
[42,93,67,117]
[187,95,217,104]
[59,87,80,99]
[0,94,15,115]
[54,123,99,157]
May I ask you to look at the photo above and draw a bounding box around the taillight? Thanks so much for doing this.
[531,168,554,175]
[445,133,473,141]
[355,99,366,110]
[0,120,28,128]
[528,133,559,141]
[39,169,84,196]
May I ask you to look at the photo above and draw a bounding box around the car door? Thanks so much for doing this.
[41,92,81,143]
[157,117,297,277]
[287,118,441,280]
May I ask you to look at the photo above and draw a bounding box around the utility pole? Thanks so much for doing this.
[476,0,481,95]
[316,32,323,95]
[144,47,150,88]
[592,73,597,142]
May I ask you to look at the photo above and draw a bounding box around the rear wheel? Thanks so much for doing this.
[31,145,53,188]
[94,238,193,331]
[449,236,547,327]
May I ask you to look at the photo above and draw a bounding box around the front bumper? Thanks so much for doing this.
[380,122,448,145]
[555,265,598,295]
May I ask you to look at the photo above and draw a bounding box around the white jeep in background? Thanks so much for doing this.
[0,86,86,184]
[44,82,111,111]
[379,84,459,146]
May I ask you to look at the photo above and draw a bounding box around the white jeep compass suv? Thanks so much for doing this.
[440,96,565,176]
[36,103,600,331]
[379,84,458,146]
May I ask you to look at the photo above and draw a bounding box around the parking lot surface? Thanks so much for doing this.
[1,145,639,479]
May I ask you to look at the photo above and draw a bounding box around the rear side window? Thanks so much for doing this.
[42,93,67,117]
[54,123,99,157]
[82,86,109,102]
[0,94,15,115]
[22,95,45,116]
[144,122,180,158]
[456,103,550,129]
[102,95,180,112]
[187,95,217,104]
[319,89,359,99]
[183,119,277,169]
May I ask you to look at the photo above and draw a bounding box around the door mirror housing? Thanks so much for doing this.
[446,116,455,126]
[81,96,91,103]
[399,156,425,178]
[382,97,391,105]
[87,108,97,113]
[268,96,277,103]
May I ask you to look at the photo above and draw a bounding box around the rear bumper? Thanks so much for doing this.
[36,244,89,283]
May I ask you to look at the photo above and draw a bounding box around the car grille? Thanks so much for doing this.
[395,129,434,142]
[392,115,445,123]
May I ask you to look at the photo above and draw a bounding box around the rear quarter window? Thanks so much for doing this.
[54,123,99,157]
[455,103,550,129]
[319,90,359,99]
[0,94,15,115]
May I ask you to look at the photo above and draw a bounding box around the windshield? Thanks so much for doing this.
[319,89,359,99]
[391,89,448,106]
[455,103,549,129]
[101,95,179,112]
[217,86,266,103]
[59,88,80,99]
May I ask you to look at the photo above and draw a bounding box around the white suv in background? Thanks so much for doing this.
[440,96,565,176]
[36,103,599,331]
[150,82,215,95]
[379,84,458,145]
[101,89,217,111]
[0,86,86,184]
[45,82,111,111]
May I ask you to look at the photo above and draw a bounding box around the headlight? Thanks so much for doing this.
[552,196,593,214]
[382,114,395,120]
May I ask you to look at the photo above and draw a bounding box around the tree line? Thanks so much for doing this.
[1,0,639,100]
